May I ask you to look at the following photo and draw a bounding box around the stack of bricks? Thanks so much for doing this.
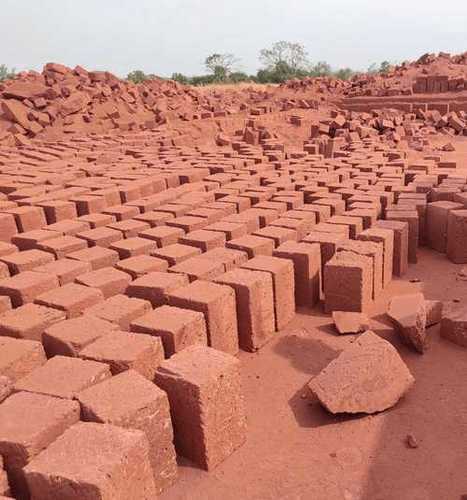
[0,120,465,499]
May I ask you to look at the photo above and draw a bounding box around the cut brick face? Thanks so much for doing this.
[12,230,61,251]
[357,227,394,287]
[131,305,208,358]
[78,213,115,228]
[75,267,131,299]
[67,246,119,270]
[6,207,46,232]
[252,226,297,247]
[151,243,202,266]
[324,250,373,313]
[167,280,239,355]
[77,370,177,494]
[328,215,363,239]
[166,215,208,232]
[375,220,409,277]
[39,201,77,224]
[85,294,152,330]
[169,256,225,282]
[115,255,168,279]
[226,235,274,258]
[46,219,89,236]
[441,304,467,347]
[107,220,151,238]
[337,240,384,300]
[0,303,65,341]
[23,421,157,500]
[14,355,111,400]
[42,315,118,357]
[0,271,59,307]
[179,229,226,252]
[138,225,184,247]
[154,345,246,470]
[34,283,105,318]
[214,268,275,351]
[242,255,295,330]
[274,241,321,307]
[386,210,419,264]
[127,271,189,307]
[76,226,123,248]
[426,201,464,253]
[36,235,87,259]
[0,337,46,382]
[204,221,248,240]
[109,236,156,259]
[0,249,55,275]
[0,214,17,242]
[33,258,92,285]
[0,391,80,500]
[197,247,248,271]
[446,210,467,263]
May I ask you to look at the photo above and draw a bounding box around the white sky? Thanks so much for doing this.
[1,0,466,78]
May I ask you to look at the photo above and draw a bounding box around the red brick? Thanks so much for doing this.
[11,229,61,251]
[386,210,419,264]
[67,246,119,270]
[169,256,225,282]
[77,370,176,494]
[80,331,164,380]
[376,220,409,277]
[15,355,111,399]
[357,227,394,287]
[78,212,116,228]
[107,219,150,238]
[324,251,373,313]
[0,392,79,499]
[6,206,46,232]
[24,422,157,499]
[215,268,275,351]
[33,258,92,285]
[242,255,295,330]
[151,243,202,265]
[85,294,152,330]
[227,235,274,258]
[154,345,246,470]
[46,219,89,236]
[126,271,189,307]
[76,226,123,248]
[75,266,131,298]
[36,235,87,258]
[115,255,168,279]
[42,315,118,357]
[274,241,321,307]
[138,225,185,247]
[39,200,77,224]
[167,280,239,355]
[197,247,248,271]
[0,303,65,341]
[34,283,104,318]
[0,337,46,382]
[166,215,208,232]
[447,209,467,263]
[131,305,207,357]
[204,221,248,240]
[426,201,464,253]
[0,214,17,242]
[178,229,226,252]
[0,248,55,275]
[0,271,59,307]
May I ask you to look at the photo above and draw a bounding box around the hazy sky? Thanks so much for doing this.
[1,0,466,78]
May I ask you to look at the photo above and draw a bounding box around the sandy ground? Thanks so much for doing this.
[160,247,467,500]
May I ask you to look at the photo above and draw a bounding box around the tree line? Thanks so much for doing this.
[129,41,392,86]
[0,42,392,86]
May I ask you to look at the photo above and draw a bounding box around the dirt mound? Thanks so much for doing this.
[345,52,467,97]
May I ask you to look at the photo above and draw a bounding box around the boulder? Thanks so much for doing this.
[387,293,427,353]
[308,330,414,414]
[332,311,369,335]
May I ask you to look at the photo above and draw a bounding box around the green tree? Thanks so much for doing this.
[0,64,16,82]
[334,67,354,80]
[204,53,236,81]
[379,60,391,73]
[171,72,190,84]
[126,70,156,84]
[309,61,332,77]
[259,41,309,74]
